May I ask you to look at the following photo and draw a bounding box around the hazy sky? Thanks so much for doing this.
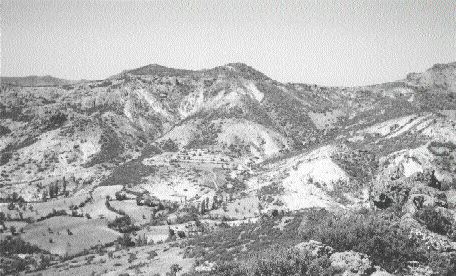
[2,0,455,86]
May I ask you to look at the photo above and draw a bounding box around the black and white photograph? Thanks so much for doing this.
[1,1,456,275]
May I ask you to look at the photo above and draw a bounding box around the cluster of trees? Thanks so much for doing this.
[107,215,139,233]
[0,214,22,235]
[198,197,211,214]
[115,232,150,248]
[115,191,128,201]
[105,199,126,216]
[0,236,50,275]
[42,178,68,201]
[197,195,229,215]
[160,138,179,152]
[3,192,25,204]
[168,227,186,240]
[36,209,68,222]
[117,233,135,247]
[0,236,43,255]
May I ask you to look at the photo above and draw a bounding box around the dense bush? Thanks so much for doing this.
[46,113,67,130]
[184,207,456,274]
[414,207,454,236]
[189,246,334,276]
[299,210,428,273]
[184,214,303,263]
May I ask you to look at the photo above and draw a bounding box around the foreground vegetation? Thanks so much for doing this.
[184,208,456,275]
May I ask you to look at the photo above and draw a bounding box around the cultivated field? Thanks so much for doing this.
[21,216,121,256]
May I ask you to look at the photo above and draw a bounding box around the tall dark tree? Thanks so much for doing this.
[200,201,205,214]
[62,177,67,194]
[42,189,48,201]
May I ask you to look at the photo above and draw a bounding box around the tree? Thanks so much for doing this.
[135,233,147,246]
[212,196,218,210]
[200,201,206,214]
[117,233,134,247]
[62,177,67,194]
[9,226,16,235]
[168,227,175,238]
[42,189,48,201]
[55,183,59,197]
[136,196,143,206]
[271,209,279,217]
[115,191,127,201]
[49,183,59,198]
[205,197,210,211]
[11,192,19,202]
[128,252,137,263]
[177,231,186,239]
[39,255,51,269]
[147,250,158,260]
[49,184,54,198]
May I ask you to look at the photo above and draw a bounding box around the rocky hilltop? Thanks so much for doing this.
[1,75,76,87]
[1,62,456,275]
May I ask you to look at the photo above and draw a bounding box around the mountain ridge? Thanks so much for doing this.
[4,61,456,90]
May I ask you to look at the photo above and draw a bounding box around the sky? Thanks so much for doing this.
[1,0,455,86]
